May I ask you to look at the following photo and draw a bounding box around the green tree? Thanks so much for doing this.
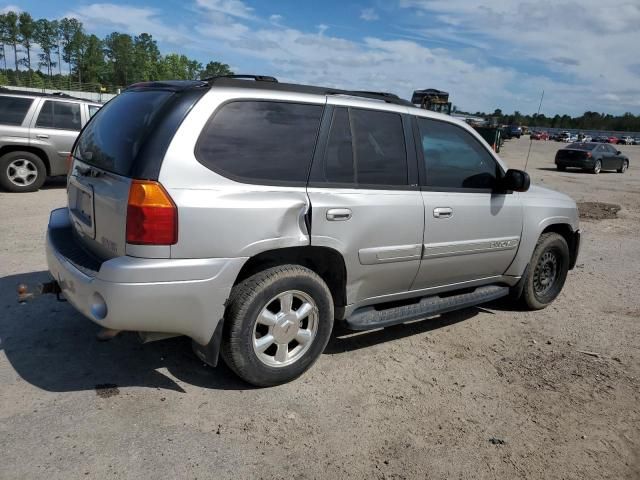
[35,19,58,77]
[200,61,233,79]
[159,53,201,80]
[78,34,105,85]
[59,17,84,79]
[18,12,35,73]
[0,14,7,71]
[4,11,20,73]
[104,32,134,85]
[133,33,161,81]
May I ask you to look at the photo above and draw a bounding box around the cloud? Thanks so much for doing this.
[0,5,22,14]
[195,0,254,19]
[398,0,640,113]
[269,14,283,23]
[64,3,191,45]
[360,8,379,21]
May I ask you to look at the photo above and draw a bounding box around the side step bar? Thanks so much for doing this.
[344,285,509,331]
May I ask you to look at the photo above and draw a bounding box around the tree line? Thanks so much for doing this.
[0,9,233,91]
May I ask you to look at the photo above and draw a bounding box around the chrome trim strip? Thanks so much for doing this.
[423,237,520,259]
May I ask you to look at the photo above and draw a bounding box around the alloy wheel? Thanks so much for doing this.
[7,158,38,187]
[252,290,318,368]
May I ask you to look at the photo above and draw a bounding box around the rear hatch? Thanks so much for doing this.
[556,148,590,162]
[67,82,207,260]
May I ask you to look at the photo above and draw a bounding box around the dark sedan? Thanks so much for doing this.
[555,142,629,174]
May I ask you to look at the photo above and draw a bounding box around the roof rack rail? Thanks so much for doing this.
[331,89,413,106]
[205,74,278,83]
[0,87,87,101]
[203,76,413,106]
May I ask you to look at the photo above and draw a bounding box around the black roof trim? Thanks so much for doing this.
[205,74,278,83]
[126,80,208,91]
[0,87,90,101]
[205,75,413,106]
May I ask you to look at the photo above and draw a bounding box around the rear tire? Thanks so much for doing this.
[556,165,566,171]
[617,160,628,173]
[221,265,334,387]
[0,151,47,192]
[591,159,602,174]
[519,233,570,310]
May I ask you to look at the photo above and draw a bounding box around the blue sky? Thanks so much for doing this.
[3,0,640,115]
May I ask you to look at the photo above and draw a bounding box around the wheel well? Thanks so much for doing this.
[541,223,579,269]
[235,247,347,310]
[0,146,51,175]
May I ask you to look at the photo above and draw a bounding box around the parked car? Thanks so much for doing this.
[0,89,102,192]
[45,76,581,386]
[557,131,571,142]
[530,131,549,140]
[555,142,629,174]
[607,136,619,144]
[593,135,609,143]
[620,136,634,145]
[633,137,640,145]
[508,125,522,138]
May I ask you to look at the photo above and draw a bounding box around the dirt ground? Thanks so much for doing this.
[1,138,639,479]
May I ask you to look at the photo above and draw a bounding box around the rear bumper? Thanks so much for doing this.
[555,158,593,169]
[46,208,247,345]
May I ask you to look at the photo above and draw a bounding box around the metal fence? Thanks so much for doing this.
[0,75,122,103]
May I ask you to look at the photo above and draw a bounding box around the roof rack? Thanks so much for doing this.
[205,75,413,106]
[205,74,278,83]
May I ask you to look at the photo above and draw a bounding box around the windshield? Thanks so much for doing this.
[567,143,596,150]
[75,90,173,176]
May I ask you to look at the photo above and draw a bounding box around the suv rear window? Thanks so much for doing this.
[0,96,33,126]
[75,90,173,176]
[195,101,323,184]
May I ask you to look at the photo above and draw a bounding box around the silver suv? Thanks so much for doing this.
[45,76,580,386]
[0,89,101,192]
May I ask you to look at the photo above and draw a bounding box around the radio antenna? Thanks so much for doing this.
[524,89,545,172]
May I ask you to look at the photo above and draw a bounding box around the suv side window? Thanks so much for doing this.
[36,100,82,131]
[88,105,101,118]
[318,107,408,187]
[196,101,323,184]
[417,117,500,190]
[0,96,34,126]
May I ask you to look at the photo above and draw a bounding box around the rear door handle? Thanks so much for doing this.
[433,207,453,219]
[36,134,49,139]
[327,208,352,221]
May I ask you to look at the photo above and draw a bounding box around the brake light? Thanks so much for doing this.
[126,180,178,245]
[586,152,592,158]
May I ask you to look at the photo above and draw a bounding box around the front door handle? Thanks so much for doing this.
[327,208,352,221]
[433,207,453,219]
[36,134,49,139]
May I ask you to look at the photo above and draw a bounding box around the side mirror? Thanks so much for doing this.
[616,150,621,155]
[500,169,530,192]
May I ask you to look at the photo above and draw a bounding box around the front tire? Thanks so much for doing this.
[556,164,566,171]
[221,265,334,387]
[520,233,570,310]
[617,160,628,173]
[0,151,47,192]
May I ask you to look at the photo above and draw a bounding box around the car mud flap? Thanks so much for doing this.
[191,319,225,367]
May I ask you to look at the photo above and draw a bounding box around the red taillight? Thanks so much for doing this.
[586,152,592,158]
[126,180,178,245]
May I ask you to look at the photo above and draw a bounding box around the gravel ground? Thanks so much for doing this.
[1,138,639,479]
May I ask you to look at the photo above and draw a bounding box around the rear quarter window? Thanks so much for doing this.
[0,96,33,126]
[195,101,324,185]
[75,90,173,176]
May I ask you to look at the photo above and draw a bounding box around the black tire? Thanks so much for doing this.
[556,165,566,171]
[617,159,628,173]
[519,233,570,310]
[221,265,334,387]
[0,151,47,192]
[591,159,602,174]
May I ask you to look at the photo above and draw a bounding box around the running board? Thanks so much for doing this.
[344,285,509,331]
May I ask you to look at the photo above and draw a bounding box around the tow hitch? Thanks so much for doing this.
[17,281,65,303]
